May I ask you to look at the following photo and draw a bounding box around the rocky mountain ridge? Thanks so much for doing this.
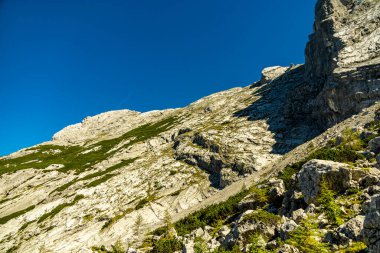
[1,83,298,252]
[150,103,380,253]
[1,0,380,252]
[290,0,380,127]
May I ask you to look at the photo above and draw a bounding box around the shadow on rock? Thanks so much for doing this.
[234,65,321,155]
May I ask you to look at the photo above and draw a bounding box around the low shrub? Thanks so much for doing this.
[149,237,183,253]
[135,195,156,210]
[247,233,273,253]
[286,217,330,253]
[336,242,367,253]
[211,245,242,253]
[194,237,208,253]
[317,180,343,225]
[278,164,301,189]
[38,195,84,223]
[242,210,281,226]
[172,188,250,236]
[0,205,36,225]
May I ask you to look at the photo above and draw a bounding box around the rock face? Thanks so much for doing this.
[338,215,365,241]
[298,159,352,203]
[261,66,290,83]
[362,195,380,253]
[288,0,380,128]
[0,86,286,252]
[1,0,379,252]
[165,109,380,252]
[297,159,373,204]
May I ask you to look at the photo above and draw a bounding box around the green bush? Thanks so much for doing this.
[279,135,366,190]
[0,116,178,176]
[339,128,365,151]
[336,242,367,253]
[308,147,364,164]
[135,194,156,210]
[286,217,330,253]
[247,233,273,253]
[172,188,250,236]
[194,237,208,253]
[249,186,269,206]
[101,208,134,230]
[151,185,269,237]
[242,209,281,226]
[317,180,343,225]
[278,164,302,189]
[0,205,36,225]
[149,237,183,253]
[365,117,380,132]
[211,245,242,253]
[38,195,84,223]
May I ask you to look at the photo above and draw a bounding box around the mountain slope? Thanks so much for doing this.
[1,0,380,252]
[1,76,316,252]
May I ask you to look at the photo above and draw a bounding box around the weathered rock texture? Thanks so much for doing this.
[0,85,290,252]
[297,159,373,204]
[288,0,380,127]
[362,195,380,253]
[0,0,379,252]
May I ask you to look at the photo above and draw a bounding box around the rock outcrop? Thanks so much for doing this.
[288,0,380,128]
[362,194,380,253]
[0,86,285,252]
[155,111,380,253]
[298,159,355,203]
[1,0,380,252]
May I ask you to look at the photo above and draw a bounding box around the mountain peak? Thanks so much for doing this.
[1,1,380,252]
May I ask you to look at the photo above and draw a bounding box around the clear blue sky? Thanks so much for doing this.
[0,0,316,156]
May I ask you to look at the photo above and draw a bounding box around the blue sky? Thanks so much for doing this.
[0,0,316,156]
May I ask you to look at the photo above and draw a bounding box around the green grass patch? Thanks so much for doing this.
[83,214,94,222]
[170,189,181,196]
[135,195,156,210]
[286,217,330,253]
[152,187,252,236]
[19,220,33,231]
[278,164,300,189]
[194,237,208,253]
[38,195,84,223]
[249,186,269,205]
[246,233,274,253]
[151,186,269,236]
[0,116,178,176]
[0,194,21,206]
[279,129,367,190]
[336,242,367,253]
[149,237,183,253]
[365,118,380,132]
[86,173,116,188]
[307,147,364,164]
[101,208,134,230]
[0,205,36,225]
[5,245,20,253]
[53,158,136,193]
[337,190,365,222]
[241,209,281,226]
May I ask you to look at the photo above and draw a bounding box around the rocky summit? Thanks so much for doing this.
[1,0,380,252]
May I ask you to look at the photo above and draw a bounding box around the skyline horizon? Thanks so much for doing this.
[0,0,316,156]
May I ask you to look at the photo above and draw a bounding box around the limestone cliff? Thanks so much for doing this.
[289,0,380,127]
[0,85,293,252]
[0,0,380,252]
